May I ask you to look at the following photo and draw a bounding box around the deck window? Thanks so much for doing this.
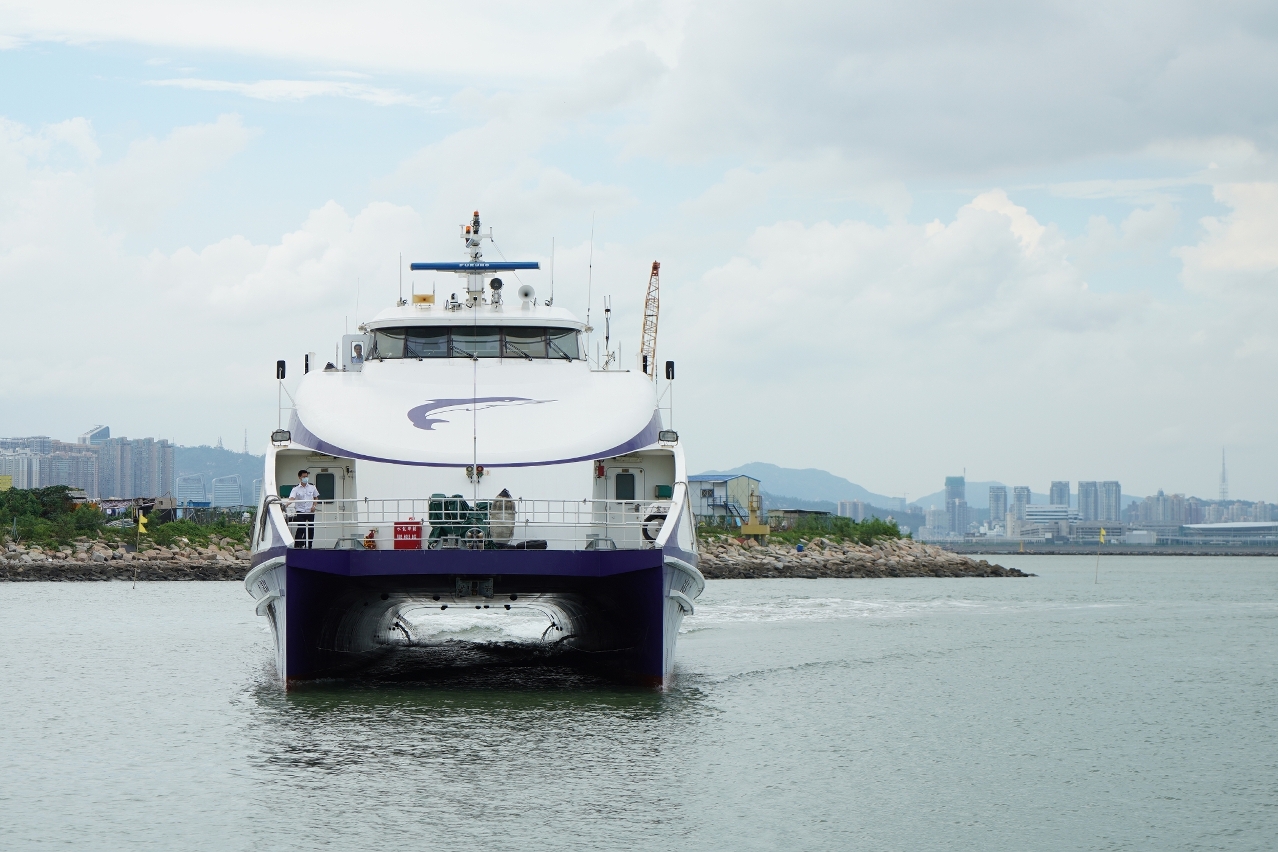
[451,327,502,358]
[406,328,449,358]
[371,328,406,359]
[367,326,582,360]
[548,329,580,360]
[503,328,548,359]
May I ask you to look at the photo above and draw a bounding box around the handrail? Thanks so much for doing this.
[275,496,677,552]
[268,498,295,548]
[654,481,686,549]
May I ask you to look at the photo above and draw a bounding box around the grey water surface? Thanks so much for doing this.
[0,556,1274,851]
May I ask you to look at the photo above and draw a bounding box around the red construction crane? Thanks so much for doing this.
[639,261,660,381]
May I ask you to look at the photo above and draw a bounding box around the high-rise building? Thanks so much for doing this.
[0,429,171,499]
[0,436,53,454]
[77,425,110,446]
[1219,449,1229,501]
[1099,481,1122,522]
[837,500,868,521]
[45,451,98,498]
[0,451,42,490]
[947,498,969,533]
[1050,481,1070,506]
[988,486,1007,525]
[1078,481,1099,521]
[945,476,965,504]
[252,479,263,506]
[98,436,174,498]
[97,437,132,498]
[1011,485,1031,520]
[177,475,206,503]
[1129,490,1187,526]
[212,475,243,507]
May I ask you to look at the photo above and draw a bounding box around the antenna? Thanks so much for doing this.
[398,253,403,305]
[355,277,360,326]
[586,215,594,330]
[1220,448,1229,501]
[548,237,555,306]
[601,296,617,370]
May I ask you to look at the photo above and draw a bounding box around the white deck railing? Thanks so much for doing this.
[280,497,675,552]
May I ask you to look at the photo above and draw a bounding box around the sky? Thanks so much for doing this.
[1,1,1277,501]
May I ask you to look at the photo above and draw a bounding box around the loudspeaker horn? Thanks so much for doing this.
[517,284,536,302]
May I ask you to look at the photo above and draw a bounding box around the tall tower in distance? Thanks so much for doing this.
[1078,481,1099,521]
[1050,481,1070,506]
[1219,449,1229,501]
[988,485,1008,525]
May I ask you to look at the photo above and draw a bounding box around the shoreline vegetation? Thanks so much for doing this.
[1,485,1024,581]
[1,485,251,580]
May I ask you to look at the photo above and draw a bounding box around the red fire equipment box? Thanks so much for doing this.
[394,519,423,550]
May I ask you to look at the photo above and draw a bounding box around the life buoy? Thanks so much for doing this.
[642,512,667,542]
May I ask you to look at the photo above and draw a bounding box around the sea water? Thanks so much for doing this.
[0,556,1273,851]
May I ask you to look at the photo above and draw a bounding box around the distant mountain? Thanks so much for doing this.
[175,445,265,504]
[760,492,838,513]
[695,463,899,506]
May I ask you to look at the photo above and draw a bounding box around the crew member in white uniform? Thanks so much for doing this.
[288,469,320,549]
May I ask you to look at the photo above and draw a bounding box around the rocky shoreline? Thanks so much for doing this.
[1,535,1028,582]
[698,536,1030,579]
[1,538,250,582]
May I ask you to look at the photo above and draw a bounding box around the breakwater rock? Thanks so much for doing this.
[1,539,250,582]
[698,536,1029,579]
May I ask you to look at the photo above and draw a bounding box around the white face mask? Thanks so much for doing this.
[301,477,309,485]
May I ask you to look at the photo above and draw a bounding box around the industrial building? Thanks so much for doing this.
[689,474,760,527]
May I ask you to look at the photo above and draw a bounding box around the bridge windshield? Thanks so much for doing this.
[371,326,582,360]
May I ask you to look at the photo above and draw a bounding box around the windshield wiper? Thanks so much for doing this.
[503,343,534,361]
[450,344,480,361]
[546,339,575,362]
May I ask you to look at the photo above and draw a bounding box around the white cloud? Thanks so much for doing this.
[385,113,636,236]
[148,77,425,107]
[680,151,912,222]
[0,119,419,440]
[0,1,690,80]
[1177,183,1278,291]
[3,1,1278,497]
[660,188,1278,497]
[3,110,1278,498]
[96,113,257,230]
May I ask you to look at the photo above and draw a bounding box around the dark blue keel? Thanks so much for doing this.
[282,548,668,685]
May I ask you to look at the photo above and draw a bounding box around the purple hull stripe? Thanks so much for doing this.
[289,409,664,468]
[285,546,664,578]
[250,545,287,570]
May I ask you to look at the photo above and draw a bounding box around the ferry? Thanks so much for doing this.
[245,212,702,687]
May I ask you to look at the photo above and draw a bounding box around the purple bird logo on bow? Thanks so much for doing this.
[407,397,551,431]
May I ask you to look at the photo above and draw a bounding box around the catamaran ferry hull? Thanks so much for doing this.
[247,545,703,686]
